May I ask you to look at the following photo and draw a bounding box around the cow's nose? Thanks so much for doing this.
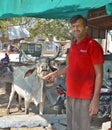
[42,65,47,70]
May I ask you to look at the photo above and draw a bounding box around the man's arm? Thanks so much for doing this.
[56,66,68,76]
[43,66,68,81]
[89,64,103,116]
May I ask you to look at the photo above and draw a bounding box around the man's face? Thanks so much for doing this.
[71,18,88,39]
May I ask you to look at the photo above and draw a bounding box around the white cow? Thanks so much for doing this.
[6,45,61,114]
[6,58,52,115]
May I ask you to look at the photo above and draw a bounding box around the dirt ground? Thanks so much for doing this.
[0,85,111,130]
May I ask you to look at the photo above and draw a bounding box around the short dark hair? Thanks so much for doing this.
[70,15,88,26]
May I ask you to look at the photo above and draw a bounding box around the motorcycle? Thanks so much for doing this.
[51,84,66,114]
[0,53,13,72]
[97,79,112,119]
[52,78,112,117]
[49,62,112,117]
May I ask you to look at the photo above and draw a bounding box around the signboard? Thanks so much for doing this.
[8,25,30,40]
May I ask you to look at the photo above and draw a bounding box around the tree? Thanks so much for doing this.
[0,17,72,42]
[30,18,71,40]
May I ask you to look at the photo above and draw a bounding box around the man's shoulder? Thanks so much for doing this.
[88,37,102,49]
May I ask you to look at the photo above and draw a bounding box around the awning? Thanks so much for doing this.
[0,0,112,19]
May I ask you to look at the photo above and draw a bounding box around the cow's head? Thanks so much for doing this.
[24,45,61,79]
[24,57,57,79]
[36,57,51,78]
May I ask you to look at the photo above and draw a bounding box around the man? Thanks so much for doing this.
[43,15,104,130]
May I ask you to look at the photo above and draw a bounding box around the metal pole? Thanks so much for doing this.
[105,30,108,53]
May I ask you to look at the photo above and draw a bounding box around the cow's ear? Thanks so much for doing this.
[24,68,35,78]
[50,66,57,72]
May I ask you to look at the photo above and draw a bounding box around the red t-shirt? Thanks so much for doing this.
[66,35,104,99]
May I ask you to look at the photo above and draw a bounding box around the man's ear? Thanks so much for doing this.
[85,26,88,32]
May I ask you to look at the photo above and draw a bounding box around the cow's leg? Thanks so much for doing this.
[5,83,12,95]
[39,102,44,115]
[6,86,16,114]
[39,92,46,115]
[24,99,30,114]
[18,95,22,112]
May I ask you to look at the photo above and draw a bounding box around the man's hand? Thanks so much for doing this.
[43,71,58,81]
[89,99,99,116]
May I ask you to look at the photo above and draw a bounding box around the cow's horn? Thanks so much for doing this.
[49,45,61,61]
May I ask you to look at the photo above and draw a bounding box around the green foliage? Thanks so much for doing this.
[30,18,71,40]
[0,17,72,41]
